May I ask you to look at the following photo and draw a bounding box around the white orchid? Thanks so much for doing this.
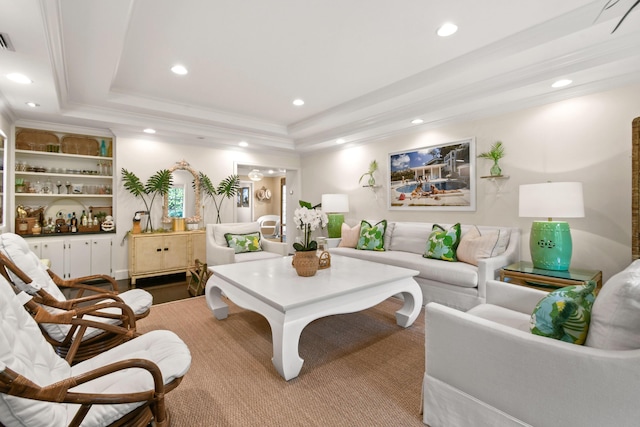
[293,204,328,251]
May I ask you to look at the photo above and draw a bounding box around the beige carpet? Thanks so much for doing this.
[137,296,426,426]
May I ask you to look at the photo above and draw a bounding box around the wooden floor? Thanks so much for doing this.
[118,273,193,305]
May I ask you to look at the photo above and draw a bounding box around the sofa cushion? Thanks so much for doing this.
[586,259,640,350]
[457,226,501,266]
[530,281,596,345]
[331,248,479,288]
[338,223,360,248]
[388,222,434,254]
[424,223,461,262]
[224,232,262,253]
[357,220,387,251]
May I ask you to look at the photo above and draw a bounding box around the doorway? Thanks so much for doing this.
[235,163,299,251]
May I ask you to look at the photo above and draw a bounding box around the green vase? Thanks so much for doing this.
[490,160,502,176]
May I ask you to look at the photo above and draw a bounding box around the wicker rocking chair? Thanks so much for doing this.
[0,275,191,427]
[0,233,152,320]
[0,256,139,364]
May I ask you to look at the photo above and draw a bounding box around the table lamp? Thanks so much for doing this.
[519,182,584,271]
[321,194,349,238]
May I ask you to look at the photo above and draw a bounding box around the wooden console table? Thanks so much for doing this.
[500,261,602,292]
[128,230,205,287]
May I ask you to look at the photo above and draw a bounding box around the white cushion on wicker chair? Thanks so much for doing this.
[0,233,152,335]
[0,275,191,427]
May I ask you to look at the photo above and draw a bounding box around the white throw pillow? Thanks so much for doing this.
[456,226,501,266]
[585,259,640,350]
[338,223,360,248]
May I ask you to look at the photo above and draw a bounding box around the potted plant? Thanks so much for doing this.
[359,160,379,187]
[477,141,505,177]
[292,200,328,277]
[121,168,173,232]
[198,173,240,224]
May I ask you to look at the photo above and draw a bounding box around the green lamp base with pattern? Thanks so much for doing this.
[326,214,344,238]
[529,220,573,271]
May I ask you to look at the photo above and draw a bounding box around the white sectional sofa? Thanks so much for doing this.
[329,222,520,310]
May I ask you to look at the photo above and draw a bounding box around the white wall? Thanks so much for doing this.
[0,107,11,234]
[300,84,640,282]
[114,135,300,278]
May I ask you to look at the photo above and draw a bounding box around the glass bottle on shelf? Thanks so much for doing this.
[70,212,78,233]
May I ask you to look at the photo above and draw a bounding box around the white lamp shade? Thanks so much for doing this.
[321,194,350,213]
[519,182,584,219]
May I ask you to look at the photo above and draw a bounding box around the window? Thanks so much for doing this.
[168,186,185,218]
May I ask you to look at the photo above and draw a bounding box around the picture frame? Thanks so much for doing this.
[388,137,476,211]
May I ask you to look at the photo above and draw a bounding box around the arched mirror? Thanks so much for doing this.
[162,160,201,226]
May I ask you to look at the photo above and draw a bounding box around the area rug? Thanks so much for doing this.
[138,296,425,426]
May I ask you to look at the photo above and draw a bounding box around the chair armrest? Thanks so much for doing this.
[425,302,640,426]
[206,240,235,266]
[475,229,521,300]
[38,291,126,311]
[1,358,163,405]
[262,239,288,256]
[484,279,547,314]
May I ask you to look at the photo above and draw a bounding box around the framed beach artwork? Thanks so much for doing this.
[388,137,476,211]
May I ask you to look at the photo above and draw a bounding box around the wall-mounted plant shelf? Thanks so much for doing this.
[480,175,509,194]
[362,184,382,199]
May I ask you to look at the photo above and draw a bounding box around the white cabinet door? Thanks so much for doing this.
[90,236,112,276]
[66,238,92,279]
[34,239,65,274]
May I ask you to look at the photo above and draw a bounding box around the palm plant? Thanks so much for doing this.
[477,141,505,176]
[597,0,640,33]
[199,173,240,223]
[121,168,173,232]
[359,160,379,186]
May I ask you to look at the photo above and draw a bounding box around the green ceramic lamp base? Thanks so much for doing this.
[326,214,344,238]
[529,220,573,271]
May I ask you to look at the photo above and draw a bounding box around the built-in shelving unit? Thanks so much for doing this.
[11,126,116,278]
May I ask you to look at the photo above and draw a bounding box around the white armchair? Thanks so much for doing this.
[257,214,281,238]
[423,275,640,427]
[206,222,288,266]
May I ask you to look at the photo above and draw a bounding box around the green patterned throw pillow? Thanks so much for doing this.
[224,232,263,254]
[424,223,461,261]
[530,281,597,345]
[356,220,387,251]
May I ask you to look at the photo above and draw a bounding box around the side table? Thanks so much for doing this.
[500,261,603,292]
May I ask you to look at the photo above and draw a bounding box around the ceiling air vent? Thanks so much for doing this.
[0,33,15,51]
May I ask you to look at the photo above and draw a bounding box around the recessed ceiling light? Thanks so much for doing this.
[6,73,32,84]
[25,102,39,108]
[437,22,458,37]
[411,118,424,124]
[551,79,572,88]
[293,99,305,106]
[268,169,275,174]
[171,64,188,75]
[239,141,249,147]
[336,138,346,144]
[143,128,156,134]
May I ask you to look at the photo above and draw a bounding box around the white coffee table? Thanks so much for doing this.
[205,254,422,380]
